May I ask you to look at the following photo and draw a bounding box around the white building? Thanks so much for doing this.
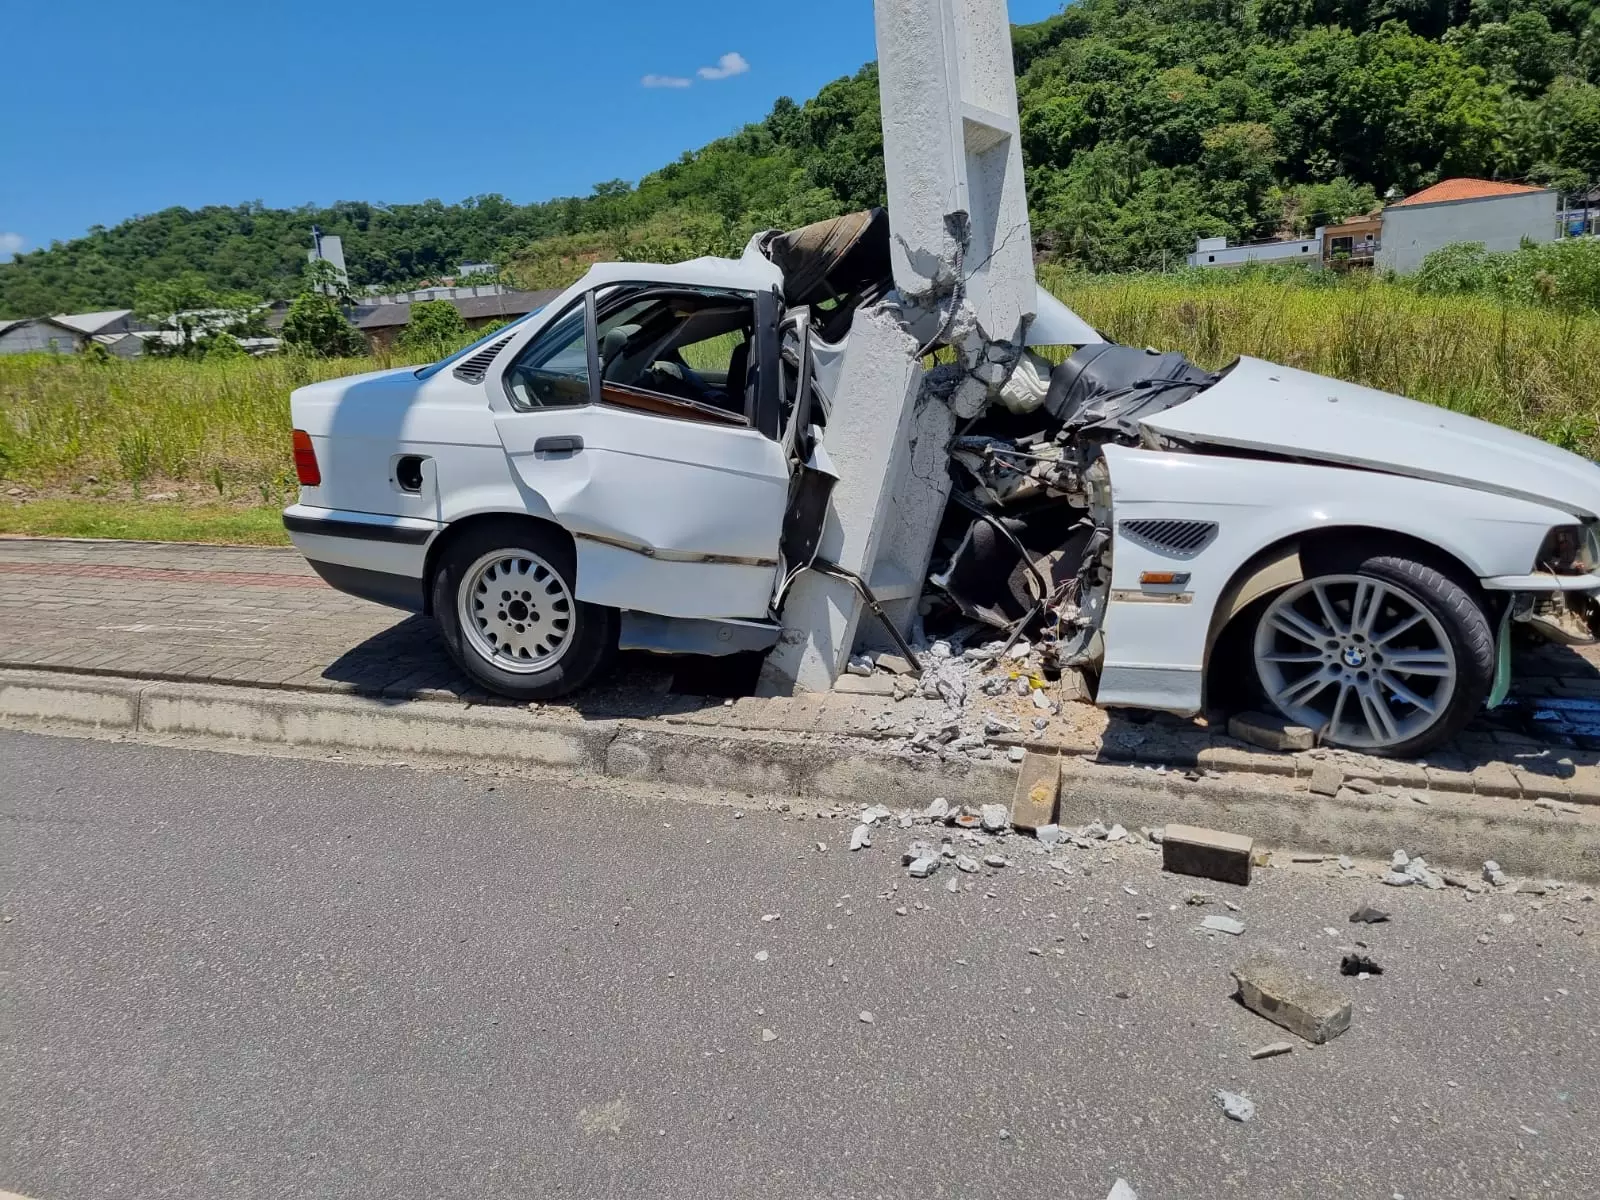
[0,309,140,356]
[1377,178,1558,274]
[1187,232,1324,269]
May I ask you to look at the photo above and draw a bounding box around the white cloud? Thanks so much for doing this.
[0,232,24,257]
[697,52,750,81]
[642,74,693,89]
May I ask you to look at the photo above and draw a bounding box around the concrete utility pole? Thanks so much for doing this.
[759,0,1039,695]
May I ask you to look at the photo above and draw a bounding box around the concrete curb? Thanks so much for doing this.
[4,668,1600,881]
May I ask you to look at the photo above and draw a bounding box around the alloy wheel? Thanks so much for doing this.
[1253,573,1459,750]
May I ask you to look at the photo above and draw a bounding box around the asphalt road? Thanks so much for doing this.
[2,730,1597,1200]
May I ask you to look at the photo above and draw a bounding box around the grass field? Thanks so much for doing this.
[2,271,1597,544]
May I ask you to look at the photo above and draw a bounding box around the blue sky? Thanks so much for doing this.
[0,0,1066,255]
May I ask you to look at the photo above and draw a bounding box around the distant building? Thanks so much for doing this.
[1320,216,1382,269]
[353,289,561,353]
[0,309,140,356]
[1186,232,1323,270]
[1377,179,1558,274]
[308,228,350,294]
[457,261,498,278]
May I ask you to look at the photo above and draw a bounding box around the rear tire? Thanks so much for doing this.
[1246,546,1494,758]
[433,520,617,701]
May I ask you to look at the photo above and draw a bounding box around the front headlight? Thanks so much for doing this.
[1537,524,1599,574]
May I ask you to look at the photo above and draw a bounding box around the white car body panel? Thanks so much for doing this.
[1144,357,1600,520]
[1095,443,1580,714]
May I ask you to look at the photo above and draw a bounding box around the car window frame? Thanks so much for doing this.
[499,294,597,413]
[590,284,759,431]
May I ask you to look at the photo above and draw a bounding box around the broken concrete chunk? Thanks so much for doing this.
[1403,855,1445,890]
[1232,955,1352,1044]
[1106,1181,1139,1200]
[1015,676,1032,697]
[908,856,940,879]
[1079,820,1110,840]
[1249,1041,1295,1060]
[1201,915,1246,936]
[980,803,1010,833]
[1380,871,1414,887]
[955,854,981,874]
[1031,688,1054,711]
[1163,823,1254,887]
[1107,823,1129,842]
[1308,762,1345,797]
[1344,777,1382,795]
[1229,711,1315,752]
[876,653,916,676]
[1214,1090,1256,1122]
[983,853,1008,869]
[984,713,1021,735]
[945,873,960,893]
[923,797,949,821]
[849,825,873,852]
[1484,860,1509,887]
[902,840,935,865]
[1036,823,1062,849]
[858,804,892,825]
[1391,849,1410,869]
[1349,903,1390,924]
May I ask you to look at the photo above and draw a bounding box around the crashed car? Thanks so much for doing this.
[284,210,1600,757]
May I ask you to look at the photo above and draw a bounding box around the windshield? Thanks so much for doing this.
[413,307,545,380]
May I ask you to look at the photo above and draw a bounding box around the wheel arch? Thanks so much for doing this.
[421,512,577,617]
[1202,525,1493,704]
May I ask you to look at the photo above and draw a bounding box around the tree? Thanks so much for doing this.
[397,299,467,356]
[281,292,365,358]
[134,270,262,358]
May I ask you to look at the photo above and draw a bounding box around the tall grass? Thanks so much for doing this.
[2,274,1596,502]
[1043,267,1600,459]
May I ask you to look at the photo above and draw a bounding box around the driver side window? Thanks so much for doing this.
[504,300,590,411]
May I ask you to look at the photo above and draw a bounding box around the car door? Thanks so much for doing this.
[491,283,791,621]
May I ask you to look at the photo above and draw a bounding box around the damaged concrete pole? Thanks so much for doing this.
[875,0,1041,417]
[757,309,931,694]
[760,0,1042,694]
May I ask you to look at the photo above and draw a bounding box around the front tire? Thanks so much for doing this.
[433,520,617,701]
[1249,549,1495,757]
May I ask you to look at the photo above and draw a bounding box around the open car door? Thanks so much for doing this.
[492,284,790,622]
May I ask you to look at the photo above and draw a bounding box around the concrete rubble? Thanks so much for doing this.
[1214,1090,1257,1123]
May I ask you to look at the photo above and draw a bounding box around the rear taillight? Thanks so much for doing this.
[292,429,321,487]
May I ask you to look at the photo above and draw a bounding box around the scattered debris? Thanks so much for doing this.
[983,853,1008,869]
[1381,871,1414,888]
[859,1011,876,1024]
[1186,892,1217,907]
[1201,915,1246,936]
[876,653,915,676]
[1036,823,1062,849]
[1534,797,1581,816]
[1344,777,1382,795]
[908,856,941,878]
[1232,954,1352,1044]
[858,804,892,825]
[1308,763,1345,797]
[956,854,981,873]
[849,825,873,852]
[1350,903,1391,925]
[1484,860,1509,887]
[1341,953,1384,977]
[1229,711,1315,752]
[761,1028,778,1042]
[980,803,1010,833]
[1163,823,1254,886]
[1249,1041,1294,1060]
[923,797,949,821]
[1290,853,1325,864]
[1214,1090,1257,1123]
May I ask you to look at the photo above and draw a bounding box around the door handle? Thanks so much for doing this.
[534,435,583,455]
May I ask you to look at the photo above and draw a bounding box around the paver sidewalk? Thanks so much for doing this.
[3,536,1598,800]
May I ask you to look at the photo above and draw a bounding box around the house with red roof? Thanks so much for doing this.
[1378,178,1558,274]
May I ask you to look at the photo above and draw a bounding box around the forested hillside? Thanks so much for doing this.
[4,0,1597,315]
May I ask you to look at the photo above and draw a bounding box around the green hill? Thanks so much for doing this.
[4,0,1597,316]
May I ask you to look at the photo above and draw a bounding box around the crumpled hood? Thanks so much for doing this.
[1142,356,1600,520]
